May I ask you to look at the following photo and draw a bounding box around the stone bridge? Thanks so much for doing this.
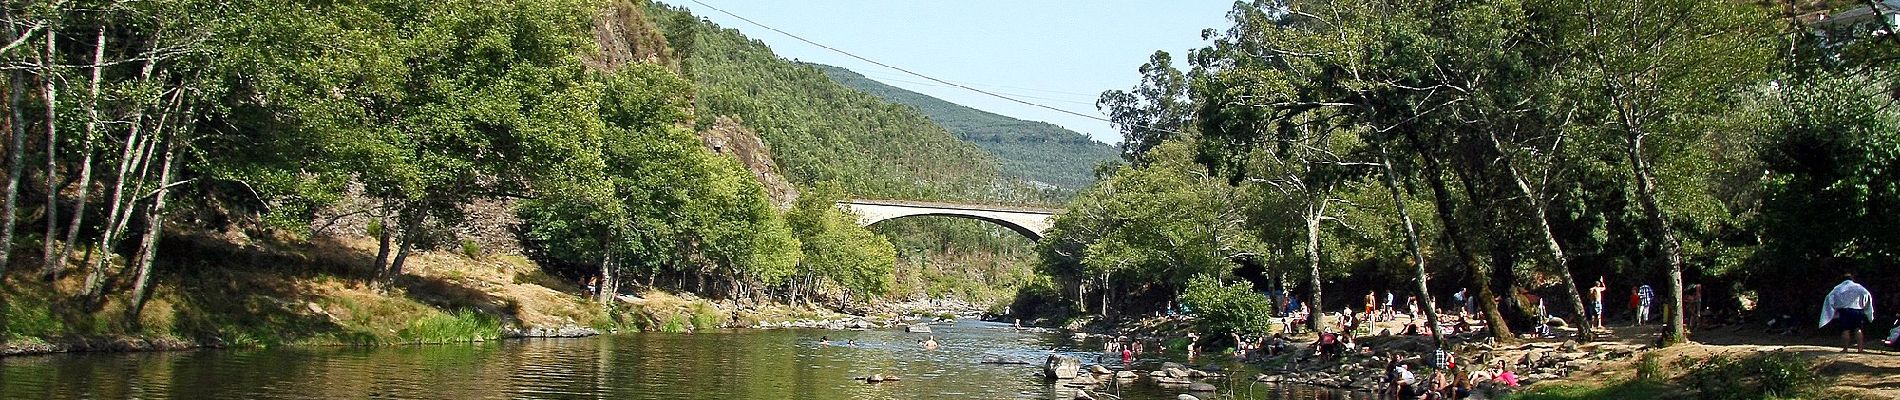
[840,200,1059,241]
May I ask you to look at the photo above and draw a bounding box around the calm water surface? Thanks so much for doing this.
[1,320,1369,399]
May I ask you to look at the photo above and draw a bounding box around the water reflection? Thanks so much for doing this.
[1,320,1368,399]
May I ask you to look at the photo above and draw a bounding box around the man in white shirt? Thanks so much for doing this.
[1820,274,1876,353]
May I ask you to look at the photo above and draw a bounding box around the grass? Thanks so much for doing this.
[1505,380,1672,400]
[396,310,500,344]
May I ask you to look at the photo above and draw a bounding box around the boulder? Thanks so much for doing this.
[906,324,932,333]
[1154,376,1192,385]
[1187,369,1209,378]
[1074,391,1095,400]
[1560,340,1580,352]
[1177,395,1200,400]
[1188,382,1217,392]
[1115,371,1139,379]
[1088,364,1112,375]
[1045,355,1082,379]
[1162,361,1188,370]
[1164,367,1190,378]
[1067,375,1098,386]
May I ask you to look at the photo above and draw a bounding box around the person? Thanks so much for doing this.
[1884,315,1899,349]
[922,335,940,350]
[820,335,831,346]
[1685,284,1703,331]
[1820,273,1876,352]
[1186,331,1201,359]
[1408,296,1421,319]
[1390,362,1417,400]
[1366,291,1378,318]
[1637,284,1654,326]
[585,275,600,296]
[1385,291,1396,321]
[1590,277,1608,330]
[1428,369,1450,399]
[1315,331,1339,359]
[1495,360,1520,388]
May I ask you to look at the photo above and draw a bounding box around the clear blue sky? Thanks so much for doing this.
[663,1,1236,145]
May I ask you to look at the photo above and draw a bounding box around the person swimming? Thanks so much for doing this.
[922,336,940,350]
[820,336,831,346]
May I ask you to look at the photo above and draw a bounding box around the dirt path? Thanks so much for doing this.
[1532,323,1900,398]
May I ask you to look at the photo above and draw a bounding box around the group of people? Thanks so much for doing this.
[1380,348,1522,400]
[1102,334,1151,363]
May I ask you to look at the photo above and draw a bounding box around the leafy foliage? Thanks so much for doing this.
[1181,274,1276,336]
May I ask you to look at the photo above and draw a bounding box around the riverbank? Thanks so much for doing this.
[1071,312,1899,399]
[0,235,960,358]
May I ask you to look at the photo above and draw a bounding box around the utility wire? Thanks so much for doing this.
[685,0,1114,123]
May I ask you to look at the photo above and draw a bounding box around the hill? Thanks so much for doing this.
[814,64,1119,191]
[645,4,1008,202]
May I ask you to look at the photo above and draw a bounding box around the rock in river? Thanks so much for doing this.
[1044,355,1081,379]
[1189,382,1217,392]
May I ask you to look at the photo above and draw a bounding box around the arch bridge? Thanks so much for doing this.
[839,200,1059,241]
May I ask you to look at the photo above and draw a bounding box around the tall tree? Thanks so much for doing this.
[1563,0,1776,344]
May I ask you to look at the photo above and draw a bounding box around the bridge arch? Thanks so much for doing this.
[840,200,1057,241]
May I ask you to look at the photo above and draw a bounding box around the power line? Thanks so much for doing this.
[684,0,1114,124]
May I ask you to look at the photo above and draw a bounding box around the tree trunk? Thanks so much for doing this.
[0,71,27,275]
[1380,147,1447,348]
[1489,131,1594,342]
[1304,199,1326,332]
[1408,134,1516,341]
[599,251,616,304]
[387,210,419,284]
[87,46,162,292]
[127,141,179,320]
[39,30,59,273]
[1625,135,1687,344]
[54,26,106,272]
[373,204,392,278]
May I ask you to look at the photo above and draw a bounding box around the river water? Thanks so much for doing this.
[1,320,1367,399]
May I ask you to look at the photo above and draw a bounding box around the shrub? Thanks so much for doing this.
[1180,274,1275,336]
[688,301,722,331]
[1636,352,1663,383]
[1677,351,1827,400]
[459,240,482,259]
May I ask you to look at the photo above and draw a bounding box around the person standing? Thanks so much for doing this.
[1821,274,1875,352]
[1637,284,1654,326]
[1590,278,1608,330]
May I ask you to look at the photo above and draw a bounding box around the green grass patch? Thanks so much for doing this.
[396,310,500,344]
[1505,380,1671,400]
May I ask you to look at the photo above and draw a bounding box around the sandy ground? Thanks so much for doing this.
[1527,322,1900,398]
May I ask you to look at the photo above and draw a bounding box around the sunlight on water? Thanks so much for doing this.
[0,320,1367,400]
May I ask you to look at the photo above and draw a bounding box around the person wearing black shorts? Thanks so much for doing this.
[1822,273,1876,353]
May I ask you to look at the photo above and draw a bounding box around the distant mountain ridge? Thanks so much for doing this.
[813,64,1119,190]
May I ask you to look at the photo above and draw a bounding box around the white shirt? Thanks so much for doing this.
[1820,280,1875,327]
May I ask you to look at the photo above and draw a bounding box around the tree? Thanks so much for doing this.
[1099,51,1194,164]
[1560,0,1777,344]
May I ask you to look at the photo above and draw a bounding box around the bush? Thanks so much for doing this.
[1180,274,1275,336]
[459,240,482,259]
[1636,352,1664,383]
[1677,351,1827,400]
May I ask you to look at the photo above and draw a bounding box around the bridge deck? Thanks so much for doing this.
[842,199,1059,215]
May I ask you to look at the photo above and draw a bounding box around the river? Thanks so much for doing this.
[1,320,1368,399]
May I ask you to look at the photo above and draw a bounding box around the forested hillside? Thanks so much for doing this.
[815,64,1119,191]
[644,4,1008,202]
[1040,0,1900,348]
